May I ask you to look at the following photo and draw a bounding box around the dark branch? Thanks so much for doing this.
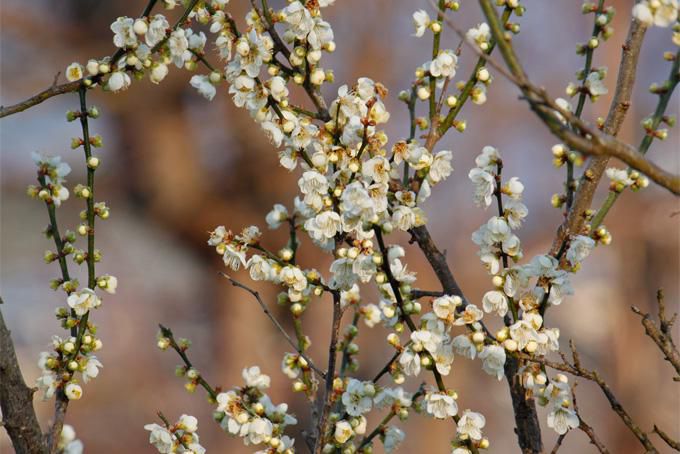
[0,300,47,454]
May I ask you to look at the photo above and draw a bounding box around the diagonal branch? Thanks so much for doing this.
[0,299,47,454]
[220,272,325,379]
[631,289,680,380]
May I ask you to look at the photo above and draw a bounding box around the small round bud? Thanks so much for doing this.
[477,67,490,82]
[446,95,458,107]
[491,275,504,287]
[133,19,148,35]
[503,339,518,352]
[416,86,430,100]
[472,331,485,344]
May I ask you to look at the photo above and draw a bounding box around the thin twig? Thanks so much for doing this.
[158,325,218,401]
[519,339,658,453]
[220,273,325,379]
[631,289,680,379]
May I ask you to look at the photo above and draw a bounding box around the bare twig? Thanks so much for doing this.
[0,300,46,454]
[572,385,610,454]
[631,289,680,379]
[652,425,680,451]
[220,272,325,379]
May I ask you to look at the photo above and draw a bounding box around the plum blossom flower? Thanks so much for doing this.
[111,17,137,48]
[413,10,431,37]
[67,288,101,316]
[633,0,678,27]
[190,75,217,100]
[479,345,506,380]
[424,391,458,419]
[457,410,486,441]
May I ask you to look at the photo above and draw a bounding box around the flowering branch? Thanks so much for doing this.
[591,48,680,230]
[220,272,326,378]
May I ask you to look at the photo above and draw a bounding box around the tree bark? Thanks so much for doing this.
[0,300,47,454]
[505,356,543,453]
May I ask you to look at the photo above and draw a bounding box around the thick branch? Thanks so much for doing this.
[0,300,47,454]
[550,18,648,254]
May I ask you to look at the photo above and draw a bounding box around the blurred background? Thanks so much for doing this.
[1,0,678,452]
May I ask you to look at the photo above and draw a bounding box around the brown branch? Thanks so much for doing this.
[631,289,680,380]
[519,340,658,453]
[0,299,47,454]
[220,273,325,379]
[0,0,192,120]
[440,3,676,195]
[550,18,648,255]
[314,292,344,454]
[652,425,680,451]
[571,385,610,454]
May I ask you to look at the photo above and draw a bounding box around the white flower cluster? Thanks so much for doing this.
[58,425,84,454]
[37,335,103,400]
[330,383,417,452]
[28,152,72,206]
[145,414,205,454]
[633,0,678,27]
[606,167,649,193]
[520,369,579,435]
[214,366,296,453]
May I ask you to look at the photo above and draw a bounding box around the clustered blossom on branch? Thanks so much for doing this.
[6,0,676,453]
[26,88,114,452]
[145,414,206,453]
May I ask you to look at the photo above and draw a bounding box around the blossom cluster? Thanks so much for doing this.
[214,366,297,453]
[29,105,114,404]
[145,414,206,454]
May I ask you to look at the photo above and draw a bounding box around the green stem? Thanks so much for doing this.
[437,7,512,136]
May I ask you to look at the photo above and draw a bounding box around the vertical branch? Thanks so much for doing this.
[0,301,46,454]
[314,291,343,453]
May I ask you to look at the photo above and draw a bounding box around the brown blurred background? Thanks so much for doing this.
[1,0,678,452]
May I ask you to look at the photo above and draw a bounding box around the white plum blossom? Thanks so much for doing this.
[457,410,486,441]
[190,75,217,100]
[633,0,678,27]
[566,235,595,267]
[334,420,354,444]
[466,23,491,50]
[146,14,170,47]
[107,71,132,92]
[413,10,431,37]
[111,17,137,48]
[547,405,580,435]
[429,50,458,79]
[482,290,509,317]
[479,345,506,380]
[424,391,458,419]
[66,63,84,82]
[67,288,101,316]
[469,168,496,208]
[242,366,270,390]
[341,379,373,416]
[144,423,174,453]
